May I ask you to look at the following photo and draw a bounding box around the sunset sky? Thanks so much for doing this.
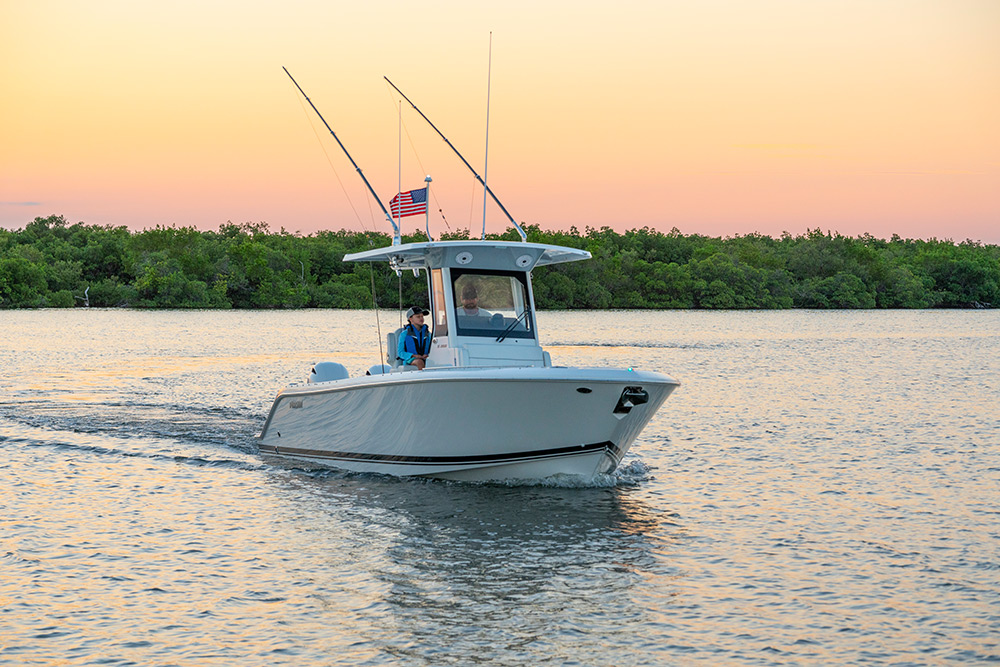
[2,0,998,242]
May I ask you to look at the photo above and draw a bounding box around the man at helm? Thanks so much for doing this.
[459,284,491,318]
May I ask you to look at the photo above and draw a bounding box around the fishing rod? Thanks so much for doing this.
[384,76,527,243]
[284,67,401,245]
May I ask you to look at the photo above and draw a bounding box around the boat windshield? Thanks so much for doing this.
[451,269,534,339]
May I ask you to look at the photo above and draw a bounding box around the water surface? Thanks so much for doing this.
[2,309,998,665]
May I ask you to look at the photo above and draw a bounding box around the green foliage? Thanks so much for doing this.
[0,215,997,309]
[0,255,48,306]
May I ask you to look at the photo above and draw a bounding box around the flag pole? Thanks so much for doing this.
[424,175,433,241]
[397,100,402,237]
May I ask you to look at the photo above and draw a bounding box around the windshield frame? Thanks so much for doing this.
[450,268,535,340]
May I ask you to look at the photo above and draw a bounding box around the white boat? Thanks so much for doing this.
[258,240,679,481]
[260,70,679,480]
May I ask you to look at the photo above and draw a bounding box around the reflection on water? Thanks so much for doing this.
[260,467,678,665]
[1,309,999,665]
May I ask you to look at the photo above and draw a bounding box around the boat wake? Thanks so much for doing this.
[0,394,264,472]
[0,426,265,473]
[0,399,260,455]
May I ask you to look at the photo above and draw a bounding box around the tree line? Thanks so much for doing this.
[1,215,997,309]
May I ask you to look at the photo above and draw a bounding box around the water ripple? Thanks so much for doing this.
[0,309,998,665]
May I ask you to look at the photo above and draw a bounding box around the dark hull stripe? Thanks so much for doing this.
[259,440,619,468]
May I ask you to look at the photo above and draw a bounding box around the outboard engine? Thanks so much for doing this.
[308,362,349,384]
[366,364,393,376]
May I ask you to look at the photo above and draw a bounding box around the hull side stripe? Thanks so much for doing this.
[260,441,616,467]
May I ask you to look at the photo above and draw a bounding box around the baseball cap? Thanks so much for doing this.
[405,306,429,319]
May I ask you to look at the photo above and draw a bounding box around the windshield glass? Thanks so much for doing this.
[451,269,534,339]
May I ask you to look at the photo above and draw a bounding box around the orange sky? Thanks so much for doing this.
[2,0,998,242]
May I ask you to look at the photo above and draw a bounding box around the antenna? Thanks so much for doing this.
[384,76,527,242]
[481,32,493,241]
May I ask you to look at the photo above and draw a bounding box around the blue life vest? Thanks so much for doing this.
[399,323,430,361]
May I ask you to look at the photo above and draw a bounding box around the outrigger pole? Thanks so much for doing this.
[384,76,528,243]
[284,67,401,245]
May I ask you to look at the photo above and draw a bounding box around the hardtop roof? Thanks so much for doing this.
[342,240,591,271]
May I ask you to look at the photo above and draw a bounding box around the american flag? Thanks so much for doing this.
[389,187,428,218]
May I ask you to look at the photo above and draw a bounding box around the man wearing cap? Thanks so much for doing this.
[459,284,492,318]
[398,306,431,370]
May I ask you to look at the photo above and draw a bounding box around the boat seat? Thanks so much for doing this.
[386,327,404,368]
[309,361,349,383]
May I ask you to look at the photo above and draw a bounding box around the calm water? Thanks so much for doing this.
[1,309,998,666]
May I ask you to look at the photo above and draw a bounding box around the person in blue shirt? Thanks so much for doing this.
[398,306,431,370]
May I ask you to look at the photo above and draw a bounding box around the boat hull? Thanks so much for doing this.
[258,366,678,481]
